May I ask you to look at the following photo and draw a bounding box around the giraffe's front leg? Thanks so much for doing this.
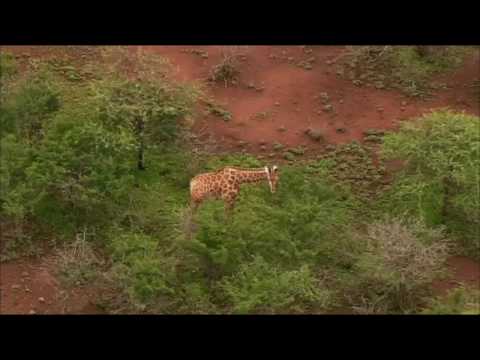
[223,191,238,220]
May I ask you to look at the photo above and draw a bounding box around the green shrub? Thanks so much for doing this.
[188,161,354,277]
[221,256,333,314]
[0,51,16,79]
[108,232,177,311]
[0,73,61,140]
[380,110,480,259]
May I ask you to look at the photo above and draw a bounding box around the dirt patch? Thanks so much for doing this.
[0,256,105,314]
[432,256,480,297]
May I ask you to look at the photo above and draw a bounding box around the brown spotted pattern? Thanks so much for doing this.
[190,166,279,215]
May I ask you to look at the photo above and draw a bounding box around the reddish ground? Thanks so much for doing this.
[432,256,480,296]
[139,45,479,155]
[0,256,104,314]
[0,45,479,314]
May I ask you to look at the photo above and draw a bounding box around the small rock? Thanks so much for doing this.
[25,288,31,293]
[274,102,280,106]
[377,107,384,112]
[284,152,296,161]
[339,99,344,104]
[323,104,333,112]
[247,82,255,89]
[400,107,406,112]
[303,64,313,70]
[325,60,332,65]
[305,128,323,142]
[336,127,346,134]
[287,57,294,62]
[260,145,267,151]
[29,310,36,315]
[11,284,21,290]
[273,143,284,151]
[38,297,45,303]
[325,145,336,151]
[259,139,267,145]
[21,271,29,277]
[401,101,408,106]
[277,126,287,132]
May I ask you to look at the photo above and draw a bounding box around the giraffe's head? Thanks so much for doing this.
[267,165,280,193]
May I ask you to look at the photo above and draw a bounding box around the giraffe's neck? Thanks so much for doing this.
[234,168,270,185]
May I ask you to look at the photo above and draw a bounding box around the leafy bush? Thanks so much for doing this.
[0,51,16,79]
[107,232,177,311]
[0,73,61,140]
[221,256,333,314]
[92,71,198,170]
[344,218,451,314]
[380,110,480,259]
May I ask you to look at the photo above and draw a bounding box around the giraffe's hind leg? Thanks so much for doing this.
[187,200,200,239]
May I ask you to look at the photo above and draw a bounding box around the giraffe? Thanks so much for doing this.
[189,165,280,216]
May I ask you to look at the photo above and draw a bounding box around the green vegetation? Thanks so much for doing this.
[1,49,478,314]
[379,110,480,259]
[339,46,473,97]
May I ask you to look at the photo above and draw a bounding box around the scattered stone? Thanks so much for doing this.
[319,92,329,103]
[339,99,344,104]
[29,310,36,315]
[277,126,287,132]
[363,129,385,137]
[325,144,336,151]
[303,63,313,70]
[325,60,333,65]
[377,107,384,112]
[38,297,45,303]
[25,288,31,293]
[260,145,267,151]
[400,107,406,112]
[288,147,305,156]
[247,82,255,89]
[259,139,267,145]
[323,104,333,112]
[305,128,323,142]
[21,271,29,277]
[401,100,408,106]
[287,57,294,62]
[336,127,346,134]
[274,101,280,106]
[273,142,284,151]
[11,284,21,290]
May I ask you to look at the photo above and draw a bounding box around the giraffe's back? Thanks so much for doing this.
[190,171,226,202]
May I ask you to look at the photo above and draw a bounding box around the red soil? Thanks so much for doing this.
[432,256,480,296]
[139,45,479,155]
[0,257,104,314]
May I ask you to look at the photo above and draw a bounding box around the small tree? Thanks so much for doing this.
[92,70,198,171]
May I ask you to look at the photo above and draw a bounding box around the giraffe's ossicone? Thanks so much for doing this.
[190,165,280,214]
